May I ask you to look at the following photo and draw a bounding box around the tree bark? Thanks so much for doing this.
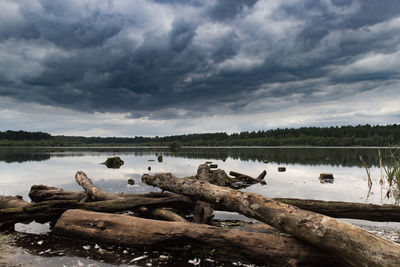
[75,171,121,201]
[29,185,86,202]
[275,198,400,222]
[142,173,400,267]
[29,184,192,203]
[0,195,31,229]
[0,195,30,209]
[54,209,344,267]
[137,207,187,222]
[193,164,215,223]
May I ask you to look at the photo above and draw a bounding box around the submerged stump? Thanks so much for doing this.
[103,157,124,169]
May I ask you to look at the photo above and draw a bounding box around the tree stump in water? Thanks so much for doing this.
[103,156,124,168]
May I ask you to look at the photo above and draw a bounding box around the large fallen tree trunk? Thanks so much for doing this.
[0,195,30,209]
[28,184,400,222]
[275,198,400,222]
[0,194,192,228]
[29,184,191,203]
[29,185,86,202]
[54,209,344,267]
[142,173,400,267]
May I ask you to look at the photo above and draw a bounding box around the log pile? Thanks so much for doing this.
[1,164,400,266]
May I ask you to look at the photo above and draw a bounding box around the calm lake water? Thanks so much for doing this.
[0,146,396,205]
[1,146,399,266]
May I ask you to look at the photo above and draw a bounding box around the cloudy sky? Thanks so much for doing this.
[1,0,400,137]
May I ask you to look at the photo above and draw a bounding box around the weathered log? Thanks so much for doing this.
[54,209,344,266]
[28,185,400,222]
[0,195,30,209]
[138,207,187,222]
[194,164,214,223]
[29,184,192,202]
[0,194,192,227]
[75,171,120,201]
[275,198,400,222]
[142,173,400,267]
[75,171,189,222]
[29,185,86,202]
[0,195,31,229]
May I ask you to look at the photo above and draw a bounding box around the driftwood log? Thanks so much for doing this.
[75,171,188,222]
[28,185,400,222]
[193,164,216,223]
[1,172,194,227]
[193,164,266,222]
[0,194,193,228]
[29,184,190,204]
[0,195,30,209]
[275,198,400,222]
[142,173,400,267]
[54,209,345,267]
[29,185,86,202]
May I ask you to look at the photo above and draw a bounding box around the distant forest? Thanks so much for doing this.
[0,124,399,147]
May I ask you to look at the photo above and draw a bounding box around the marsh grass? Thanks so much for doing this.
[383,147,400,202]
[361,147,400,203]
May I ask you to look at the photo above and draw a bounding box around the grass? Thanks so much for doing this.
[383,147,400,201]
[361,147,400,203]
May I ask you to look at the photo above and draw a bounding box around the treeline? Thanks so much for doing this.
[133,124,400,147]
[0,130,51,141]
[0,125,399,147]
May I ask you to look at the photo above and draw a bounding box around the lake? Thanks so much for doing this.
[1,146,399,266]
[0,146,396,204]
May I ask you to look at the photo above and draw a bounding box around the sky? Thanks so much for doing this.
[0,0,400,137]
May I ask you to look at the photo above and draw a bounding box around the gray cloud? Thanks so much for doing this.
[1,0,400,124]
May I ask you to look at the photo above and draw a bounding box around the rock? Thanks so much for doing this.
[319,173,334,184]
[209,164,218,168]
[157,155,163,163]
[127,179,135,185]
[278,167,286,172]
[148,166,151,171]
[103,157,124,169]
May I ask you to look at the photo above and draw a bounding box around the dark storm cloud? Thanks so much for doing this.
[207,0,258,21]
[1,0,400,119]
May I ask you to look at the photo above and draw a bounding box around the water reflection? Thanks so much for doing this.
[0,146,385,167]
[0,147,395,206]
[0,147,50,163]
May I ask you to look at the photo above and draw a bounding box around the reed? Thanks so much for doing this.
[383,147,400,201]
